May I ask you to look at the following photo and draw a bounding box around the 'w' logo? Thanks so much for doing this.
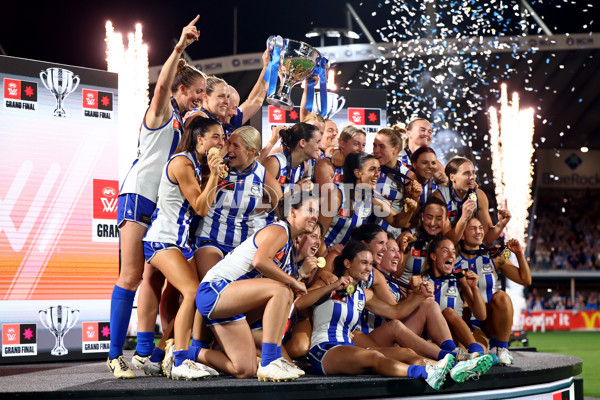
[8,88,18,96]
[0,161,60,251]
[7,333,16,341]
[100,198,118,213]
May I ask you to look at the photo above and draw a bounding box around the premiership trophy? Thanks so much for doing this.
[313,91,346,119]
[39,68,80,117]
[39,305,80,356]
[266,38,322,110]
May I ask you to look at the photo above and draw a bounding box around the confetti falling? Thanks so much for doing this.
[353,0,595,193]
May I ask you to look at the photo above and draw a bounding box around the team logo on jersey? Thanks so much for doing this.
[357,298,365,311]
[2,324,37,357]
[82,89,113,119]
[274,249,285,262]
[338,208,349,218]
[446,286,458,297]
[360,206,371,219]
[4,78,38,111]
[250,185,262,197]
[81,322,110,353]
[482,263,493,273]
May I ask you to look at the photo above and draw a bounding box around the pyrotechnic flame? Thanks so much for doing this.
[105,21,149,183]
[489,83,534,245]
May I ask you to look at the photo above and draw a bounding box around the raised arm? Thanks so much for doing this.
[146,15,200,129]
[239,48,270,124]
[483,197,512,243]
[495,239,532,286]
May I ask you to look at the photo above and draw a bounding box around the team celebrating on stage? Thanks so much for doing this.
[107,16,532,388]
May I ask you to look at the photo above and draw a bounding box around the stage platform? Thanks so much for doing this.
[0,348,583,400]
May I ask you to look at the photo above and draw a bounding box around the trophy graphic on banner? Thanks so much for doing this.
[313,91,346,119]
[39,68,80,117]
[266,38,322,110]
[39,305,80,356]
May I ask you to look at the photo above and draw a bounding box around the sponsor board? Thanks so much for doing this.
[519,310,600,331]
[2,324,37,357]
[81,322,110,353]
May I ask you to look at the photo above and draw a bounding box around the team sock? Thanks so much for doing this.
[135,331,155,357]
[440,340,457,351]
[489,338,509,349]
[260,343,279,367]
[468,342,485,355]
[407,365,427,379]
[108,285,136,359]
[149,347,165,363]
[174,350,189,368]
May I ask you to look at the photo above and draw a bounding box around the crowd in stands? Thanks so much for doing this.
[525,288,599,311]
[528,190,600,271]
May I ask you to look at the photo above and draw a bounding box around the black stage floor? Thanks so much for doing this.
[0,349,583,400]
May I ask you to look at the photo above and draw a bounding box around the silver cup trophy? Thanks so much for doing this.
[267,38,322,110]
[39,305,80,356]
[39,68,80,117]
[313,91,346,119]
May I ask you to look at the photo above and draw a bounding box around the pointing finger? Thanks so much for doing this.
[188,14,200,26]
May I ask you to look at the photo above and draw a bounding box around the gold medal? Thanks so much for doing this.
[346,283,356,296]
[469,192,477,201]
[316,257,326,268]
[220,169,228,179]
[308,181,314,191]
[503,249,511,259]
[208,147,220,156]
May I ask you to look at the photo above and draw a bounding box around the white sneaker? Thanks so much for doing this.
[107,355,136,379]
[257,358,299,382]
[280,358,305,377]
[492,347,513,366]
[450,354,494,383]
[131,352,149,369]
[143,359,163,376]
[424,353,454,390]
[171,359,211,380]
[162,339,175,379]
[454,347,471,361]
[201,363,219,377]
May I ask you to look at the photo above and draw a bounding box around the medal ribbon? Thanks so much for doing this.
[264,36,283,97]
[305,56,328,117]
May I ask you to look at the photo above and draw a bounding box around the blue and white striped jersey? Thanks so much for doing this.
[143,151,201,250]
[196,161,269,247]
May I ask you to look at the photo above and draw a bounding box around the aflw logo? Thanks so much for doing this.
[93,179,119,219]
[7,83,18,97]
[100,197,118,213]
[6,331,17,341]
[85,93,96,106]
